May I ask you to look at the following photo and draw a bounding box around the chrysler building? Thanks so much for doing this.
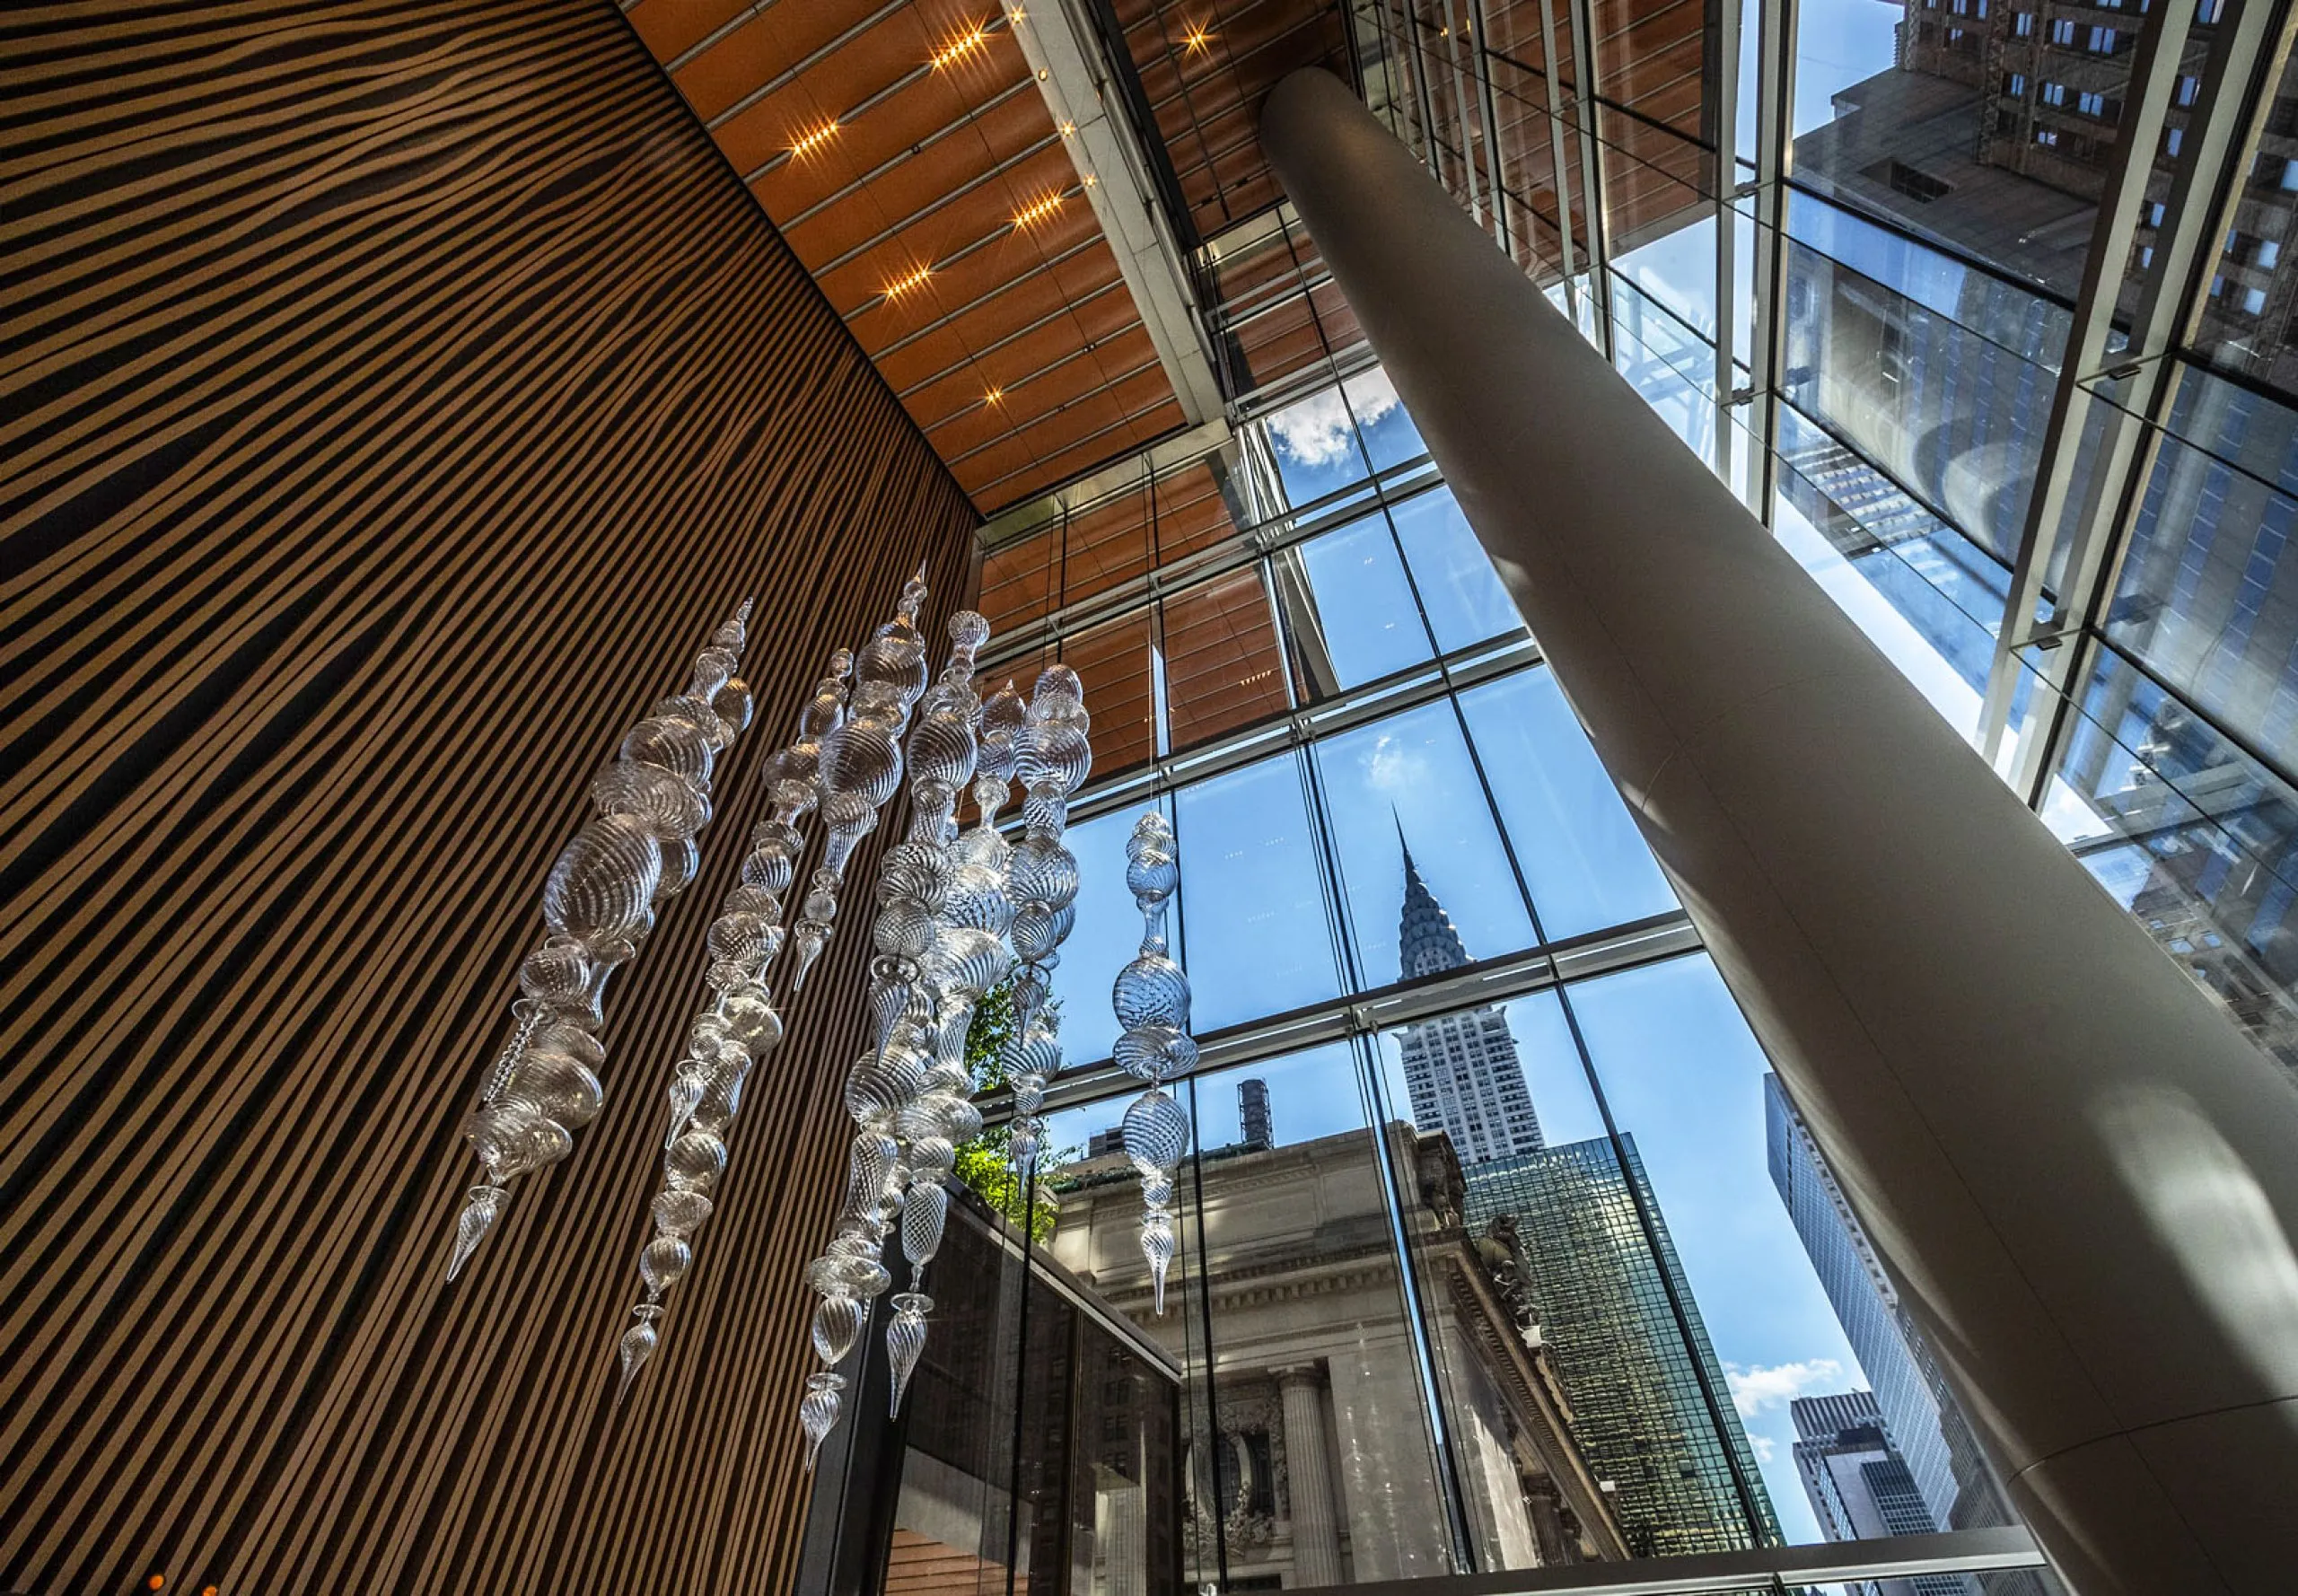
[1393,829,1544,1162]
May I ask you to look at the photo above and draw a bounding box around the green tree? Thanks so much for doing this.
[954,984,1068,1240]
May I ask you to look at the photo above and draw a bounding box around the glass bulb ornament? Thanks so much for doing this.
[885,1292,934,1415]
[788,569,934,991]
[1109,809,1196,1313]
[447,600,755,1284]
[796,605,995,1455]
[998,666,1096,1172]
[610,626,889,1396]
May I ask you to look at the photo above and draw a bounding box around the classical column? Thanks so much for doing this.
[1262,65,2298,1596]
[1274,1364,1345,1588]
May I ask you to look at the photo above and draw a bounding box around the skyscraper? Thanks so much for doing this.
[1766,1077,2052,1595]
[1463,1138,1782,1557]
[1791,1390,1973,1596]
[1391,831,1545,1162]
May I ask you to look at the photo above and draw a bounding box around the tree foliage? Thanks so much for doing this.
[954,984,1068,1241]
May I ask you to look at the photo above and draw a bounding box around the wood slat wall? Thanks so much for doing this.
[0,2,979,1591]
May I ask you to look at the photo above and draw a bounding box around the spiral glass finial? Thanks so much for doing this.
[1110,809,1194,1313]
[446,600,755,1285]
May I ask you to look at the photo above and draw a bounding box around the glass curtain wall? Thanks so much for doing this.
[1348,0,2298,1079]
[902,379,2054,1593]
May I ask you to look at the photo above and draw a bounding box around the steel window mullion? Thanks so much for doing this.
[1712,0,1742,491]
[1744,0,1796,522]
[1561,0,1616,358]
[1972,0,2218,764]
[1004,912,1705,1117]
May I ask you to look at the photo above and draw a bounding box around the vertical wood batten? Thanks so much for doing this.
[0,2,979,1591]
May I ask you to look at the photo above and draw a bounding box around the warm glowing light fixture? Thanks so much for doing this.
[885,264,934,299]
[789,119,838,159]
[931,22,988,68]
[1011,191,1065,232]
[1181,21,1213,52]
[986,387,1004,404]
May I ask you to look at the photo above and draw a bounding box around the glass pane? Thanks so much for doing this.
[1458,667,1680,939]
[1390,486,1526,653]
[2187,53,2298,395]
[1783,194,2070,569]
[1348,365,1428,473]
[888,1185,1033,1593]
[1159,570,1291,751]
[1272,513,1436,698]
[982,526,1060,638]
[1313,701,1538,987]
[1048,1048,1461,1585]
[2109,364,2298,773]
[2048,641,2298,1074]
[1153,455,1252,564]
[1064,479,1153,609]
[1063,610,1159,778]
[1048,805,1181,1067]
[1376,989,1729,1566]
[1263,381,1376,507]
[1566,952,2039,1565]
[1038,1086,1211,1596]
[1173,751,1344,1031]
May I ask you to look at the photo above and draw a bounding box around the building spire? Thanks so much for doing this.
[1396,816,1471,980]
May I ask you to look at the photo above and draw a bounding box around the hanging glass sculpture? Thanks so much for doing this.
[610,645,854,1399]
[1110,810,1194,1313]
[1000,670,1090,1179]
[786,569,934,991]
[882,665,1091,1416]
[446,601,757,1282]
[792,607,998,1460]
[609,569,934,1399]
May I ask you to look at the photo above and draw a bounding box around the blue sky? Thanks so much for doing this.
[1023,361,1973,1550]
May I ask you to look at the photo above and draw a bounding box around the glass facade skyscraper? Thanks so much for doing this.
[1463,1138,1782,1557]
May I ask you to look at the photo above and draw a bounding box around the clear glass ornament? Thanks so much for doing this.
[800,1372,846,1469]
[1109,809,1197,1314]
[886,1293,934,1414]
[812,1293,866,1366]
[444,1185,504,1281]
[449,601,755,1284]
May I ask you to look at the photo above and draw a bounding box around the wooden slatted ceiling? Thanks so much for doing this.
[1111,0,1355,240]
[627,0,1188,513]
[0,1,979,1592]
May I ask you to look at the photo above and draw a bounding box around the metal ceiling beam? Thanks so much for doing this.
[999,0,1227,425]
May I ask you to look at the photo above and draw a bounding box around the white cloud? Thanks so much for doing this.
[1267,368,1402,468]
[1749,1434,1776,1464]
[1725,1358,1851,1418]
[1362,732,1427,796]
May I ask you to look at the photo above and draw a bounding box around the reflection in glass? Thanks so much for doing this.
[2055,641,2298,1075]
[1389,487,1526,653]
[1458,669,1679,939]
[1172,752,1342,1031]
[1158,570,1292,751]
[2110,365,2298,773]
[886,1184,1184,1596]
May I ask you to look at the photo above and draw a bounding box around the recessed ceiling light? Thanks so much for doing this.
[932,23,988,68]
[788,119,838,159]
